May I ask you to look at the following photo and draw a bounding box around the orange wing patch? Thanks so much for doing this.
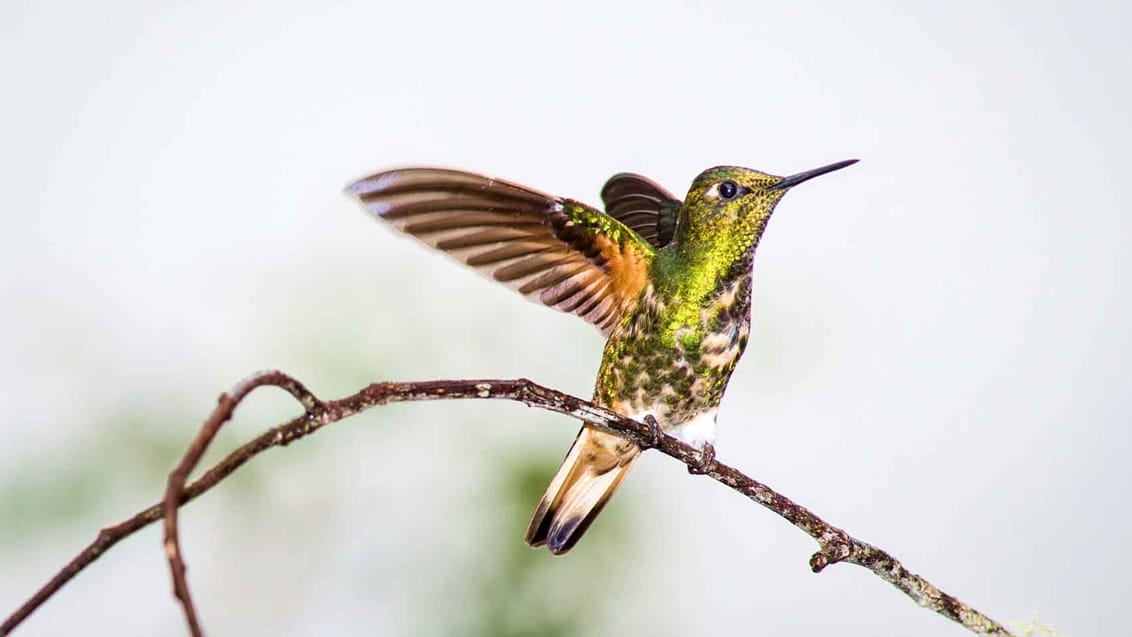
[593,232,650,312]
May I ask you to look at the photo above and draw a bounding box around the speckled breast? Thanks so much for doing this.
[595,273,752,429]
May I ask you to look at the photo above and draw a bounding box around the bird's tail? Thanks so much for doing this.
[525,426,640,555]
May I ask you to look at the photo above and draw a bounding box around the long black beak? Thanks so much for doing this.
[769,159,859,191]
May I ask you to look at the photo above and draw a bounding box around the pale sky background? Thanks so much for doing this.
[1,1,1130,635]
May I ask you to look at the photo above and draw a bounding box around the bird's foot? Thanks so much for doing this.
[687,442,716,475]
[643,414,664,448]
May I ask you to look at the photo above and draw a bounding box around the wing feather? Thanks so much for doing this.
[600,173,683,249]
[348,168,655,334]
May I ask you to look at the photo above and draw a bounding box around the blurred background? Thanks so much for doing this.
[1,1,1128,635]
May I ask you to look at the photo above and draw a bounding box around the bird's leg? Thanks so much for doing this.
[643,414,664,448]
[687,442,716,475]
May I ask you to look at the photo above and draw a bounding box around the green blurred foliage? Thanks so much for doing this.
[0,415,185,542]
[447,452,632,637]
[0,396,313,545]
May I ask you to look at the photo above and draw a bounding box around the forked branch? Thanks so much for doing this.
[2,372,1014,636]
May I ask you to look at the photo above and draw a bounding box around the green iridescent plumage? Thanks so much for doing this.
[595,167,789,434]
[348,159,857,555]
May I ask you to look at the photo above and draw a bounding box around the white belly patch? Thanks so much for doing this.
[625,408,717,449]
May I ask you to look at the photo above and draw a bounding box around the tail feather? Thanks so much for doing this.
[525,427,639,555]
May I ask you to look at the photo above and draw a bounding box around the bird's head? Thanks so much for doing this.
[675,159,858,260]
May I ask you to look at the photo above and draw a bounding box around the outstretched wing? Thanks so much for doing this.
[347,168,655,334]
[600,173,683,249]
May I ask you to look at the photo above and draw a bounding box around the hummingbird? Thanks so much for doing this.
[347,159,857,555]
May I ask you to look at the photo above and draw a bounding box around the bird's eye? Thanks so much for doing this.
[719,181,738,200]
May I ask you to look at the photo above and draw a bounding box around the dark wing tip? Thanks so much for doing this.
[346,170,399,198]
[599,172,642,200]
[599,172,677,206]
[345,172,400,219]
[347,167,561,213]
[345,167,455,198]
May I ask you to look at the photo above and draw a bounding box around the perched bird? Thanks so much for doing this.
[347,160,857,555]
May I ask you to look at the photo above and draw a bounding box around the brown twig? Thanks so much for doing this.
[162,371,322,637]
[2,373,1014,637]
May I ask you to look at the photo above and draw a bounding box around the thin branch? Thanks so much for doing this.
[3,373,1014,637]
[1,372,322,636]
[162,371,322,637]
